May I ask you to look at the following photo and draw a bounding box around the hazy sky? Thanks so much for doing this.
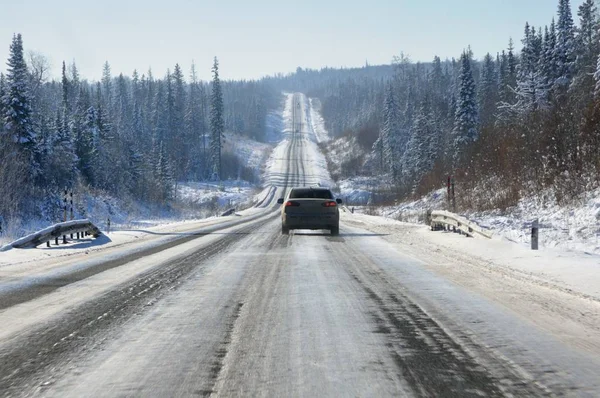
[0,0,588,82]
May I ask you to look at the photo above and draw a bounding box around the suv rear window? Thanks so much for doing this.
[289,188,333,199]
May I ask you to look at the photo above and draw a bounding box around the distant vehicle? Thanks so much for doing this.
[277,187,342,235]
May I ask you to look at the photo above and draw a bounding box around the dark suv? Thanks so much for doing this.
[277,187,342,235]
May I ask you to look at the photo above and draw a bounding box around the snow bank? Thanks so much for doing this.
[307,97,329,143]
[465,189,600,255]
[343,211,600,301]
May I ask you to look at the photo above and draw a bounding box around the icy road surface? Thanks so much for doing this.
[1,93,600,397]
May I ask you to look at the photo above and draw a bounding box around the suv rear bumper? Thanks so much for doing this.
[283,214,339,230]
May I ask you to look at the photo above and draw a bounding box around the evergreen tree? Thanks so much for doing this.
[496,40,518,123]
[572,0,599,100]
[478,53,498,127]
[210,57,224,180]
[506,38,518,95]
[541,20,559,94]
[78,105,99,184]
[452,50,479,167]
[153,140,174,203]
[1,34,38,177]
[68,61,81,109]
[186,61,206,179]
[0,73,5,121]
[172,63,187,177]
[515,24,546,112]
[61,61,70,112]
[379,84,400,178]
[554,0,576,90]
[403,98,436,187]
[101,61,113,115]
[115,73,131,139]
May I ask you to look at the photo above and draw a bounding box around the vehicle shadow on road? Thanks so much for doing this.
[293,232,388,237]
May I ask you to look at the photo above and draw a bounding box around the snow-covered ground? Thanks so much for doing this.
[224,132,273,181]
[307,97,329,143]
[467,189,600,255]
[177,180,259,210]
[356,186,600,256]
[343,210,600,300]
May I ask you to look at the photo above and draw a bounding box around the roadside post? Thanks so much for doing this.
[531,219,539,250]
[447,176,451,209]
[451,177,456,213]
[63,189,68,244]
[447,176,456,212]
[70,191,74,239]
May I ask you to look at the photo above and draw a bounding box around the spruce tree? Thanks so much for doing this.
[101,61,113,115]
[478,53,498,127]
[1,34,38,177]
[210,57,224,180]
[61,61,70,112]
[572,0,599,99]
[380,84,400,178]
[172,63,187,177]
[542,20,559,94]
[186,61,205,179]
[452,50,479,167]
[403,98,436,187]
[0,73,5,121]
[515,24,546,112]
[555,0,576,90]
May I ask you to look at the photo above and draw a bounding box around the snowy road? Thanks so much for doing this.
[1,93,600,397]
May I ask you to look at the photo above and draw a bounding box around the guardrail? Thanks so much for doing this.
[0,219,102,251]
[430,210,493,239]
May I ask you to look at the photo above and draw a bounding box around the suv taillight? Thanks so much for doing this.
[285,201,300,207]
[322,201,337,207]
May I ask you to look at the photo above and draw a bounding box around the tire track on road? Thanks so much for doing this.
[0,213,278,396]
[330,236,554,397]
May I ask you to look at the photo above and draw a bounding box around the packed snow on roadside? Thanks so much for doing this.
[465,188,600,255]
[343,209,600,300]
[177,180,259,211]
[307,97,329,143]
[349,183,600,256]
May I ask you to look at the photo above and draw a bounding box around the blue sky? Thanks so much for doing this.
[0,0,588,82]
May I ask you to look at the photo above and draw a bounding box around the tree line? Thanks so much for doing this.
[274,0,600,210]
[0,35,281,223]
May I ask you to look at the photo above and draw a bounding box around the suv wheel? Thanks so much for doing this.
[282,225,290,235]
[330,226,339,236]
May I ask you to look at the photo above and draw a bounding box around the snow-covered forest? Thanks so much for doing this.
[272,0,600,211]
[0,35,280,228]
[2,0,600,234]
